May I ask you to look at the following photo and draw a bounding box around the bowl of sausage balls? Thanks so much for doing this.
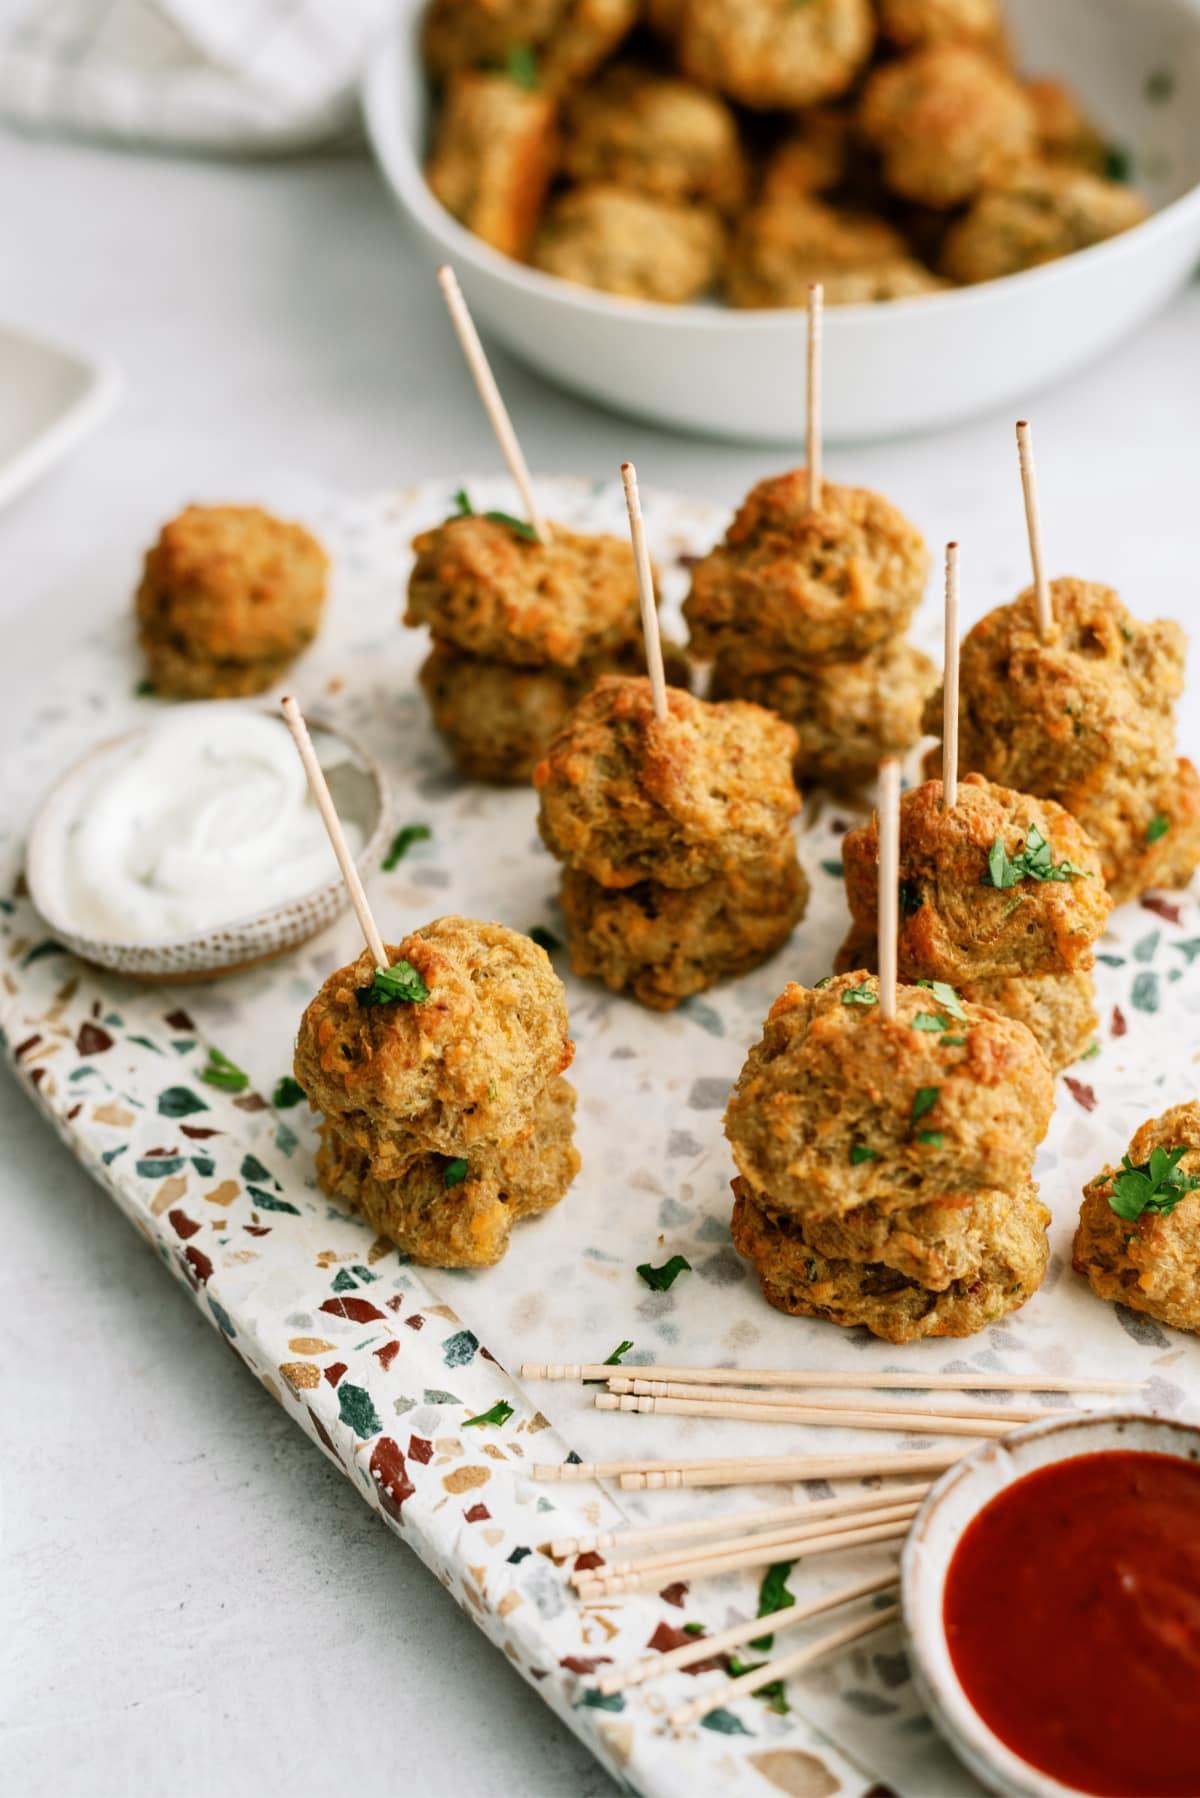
[365,0,1200,439]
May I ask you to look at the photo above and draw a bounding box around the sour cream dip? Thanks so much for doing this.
[33,706,363,945]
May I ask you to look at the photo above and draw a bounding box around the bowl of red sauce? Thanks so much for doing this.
[902,1412,1200,1798]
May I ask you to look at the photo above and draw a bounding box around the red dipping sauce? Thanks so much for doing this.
[943,1450,1200,1797]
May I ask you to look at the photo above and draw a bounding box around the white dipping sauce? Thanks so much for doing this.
[46,707,362,943]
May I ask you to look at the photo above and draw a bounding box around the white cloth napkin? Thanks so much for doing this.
[0,0,401,153]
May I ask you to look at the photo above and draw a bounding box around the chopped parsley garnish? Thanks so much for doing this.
[983,825,1089,889]
[450,487,539,540]
[272,1075,306,1109]
[356,959,430,1008]
[750,1561,795,1651]
[585,1338,635,1384]
[1105,144,1133,183]
[443,1157,469,1188]
[917,1130,945,1148]
[504,43,539,89]
[636,1253,692,1292]
[940,1034,968,1048]
[899,880,924,917]
[1147,813,1171,844]
[841,981,878,1007]
[463,1399,514,1429]
[912,1012,948,1033]
[850,1143,878,1165]
[911,1086,940,1126]
[529,925,561,952]
[726,1658,790,1713]
[916,978,967,1021]
[1107,1145,1200,1221]
[134,677,155,697]
[382,823,431,870]
[682,1622,707,1637]
[201,1048,250,1094]
[813,974,834,988]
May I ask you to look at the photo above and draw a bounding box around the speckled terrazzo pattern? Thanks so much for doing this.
[3,479,1199,1798]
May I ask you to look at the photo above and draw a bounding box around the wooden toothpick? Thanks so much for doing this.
[281,696,388,969]
[877,757,900,1022]
[621,460,668,721]
[943,541,960,809]
[436,264,548,541]
[806,281,823,512]
[1016,420,1053,640]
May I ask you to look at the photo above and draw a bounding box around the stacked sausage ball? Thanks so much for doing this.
[924,580,1200,903]
[406,504,682,782]
[835,774,1111,1072]
[294,916,579,1266]
[725,970,1056,1342]
[533,675,808,1007]
[685,468,936,790]
[422,0,1146,307]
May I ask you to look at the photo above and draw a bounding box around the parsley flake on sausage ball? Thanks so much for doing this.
[1074,1102,1200,1336]
[860,45,1035,208]
[406,511,646,668]
[293,918,572,1172]
[683,470,929,664]
[533,675,801,889]
[724,973,1054,1221]
[842,775,1110,981]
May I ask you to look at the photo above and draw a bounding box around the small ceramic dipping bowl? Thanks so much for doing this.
[26,715,392,982]
[902,1411,1200,1798]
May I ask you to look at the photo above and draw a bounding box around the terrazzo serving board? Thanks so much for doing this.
[4,477,1200,1798]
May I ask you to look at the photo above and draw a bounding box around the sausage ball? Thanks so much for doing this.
[425,73,558,259]
[136,504,327,699]
[709,637,937,791]
[316,1076,579,1268]
[560,64,747,213]
[534,675,801,889]
[760,111,855,202]
[834,923,1098,1074]
[732,1179,1050,1343]
[418,637,691,785]
[1073,1102,1200,1336]
[1070,756,1200,907]
[293,918,573,1170]
[941,163,1148,284]
[860,46,1035,208]
[530,183,725,303]
[876,0,1006,52]
[842,775,1110,980]
[560,846,809,1009]
[423,0,638,95]
[724,972,1054,1220]
[673,0,875,111]
[684,471,930,664]
[924,579,1185,803]
[1026,77,1107,174]
[799,1182,1032,1291]
[406,512,645,668]
[726,194,945,308]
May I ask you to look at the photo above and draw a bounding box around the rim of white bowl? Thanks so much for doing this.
[900,1409,1200,1798]
[25,711,392,960]
[363,17,1200,336]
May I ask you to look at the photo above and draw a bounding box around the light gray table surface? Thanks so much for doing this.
[0,126,1197,1798]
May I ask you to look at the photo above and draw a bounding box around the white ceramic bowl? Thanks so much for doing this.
[26,716,392,982]
[902,1410,1200,1798]
[365,0,1200,442]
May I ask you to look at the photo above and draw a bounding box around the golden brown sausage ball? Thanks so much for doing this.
[406,513,645,668]
[860,46,1035,208]
[1026,77,1108,174]
[418,637,690,785]
[534,675,801,889]
[834,923,1099,1075]
[136,504,327,699]
[1067,757,1200,907]
[941,163,1148,284]
[530,183,725,303]
[684,471,930,664]
[799,1182,1033,1291]
[423,0,638,95]
[842,775,1110,981]
[760,111,855,202]
[876,0,1005,52]
[724,972,1054,1221]
[425,73,558,259]
[1073,1102,1200,1336]
[733,1178,1050,1342]
[560,846,808,1009]
[316,1076,579,1268]
[560,63,747,212]
[293,918,572,1170]
[710,637,937,793]
[674,0,875,112]
[725,194,945,308]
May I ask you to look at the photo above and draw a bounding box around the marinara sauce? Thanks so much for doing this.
[943,1450,1200,1796]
